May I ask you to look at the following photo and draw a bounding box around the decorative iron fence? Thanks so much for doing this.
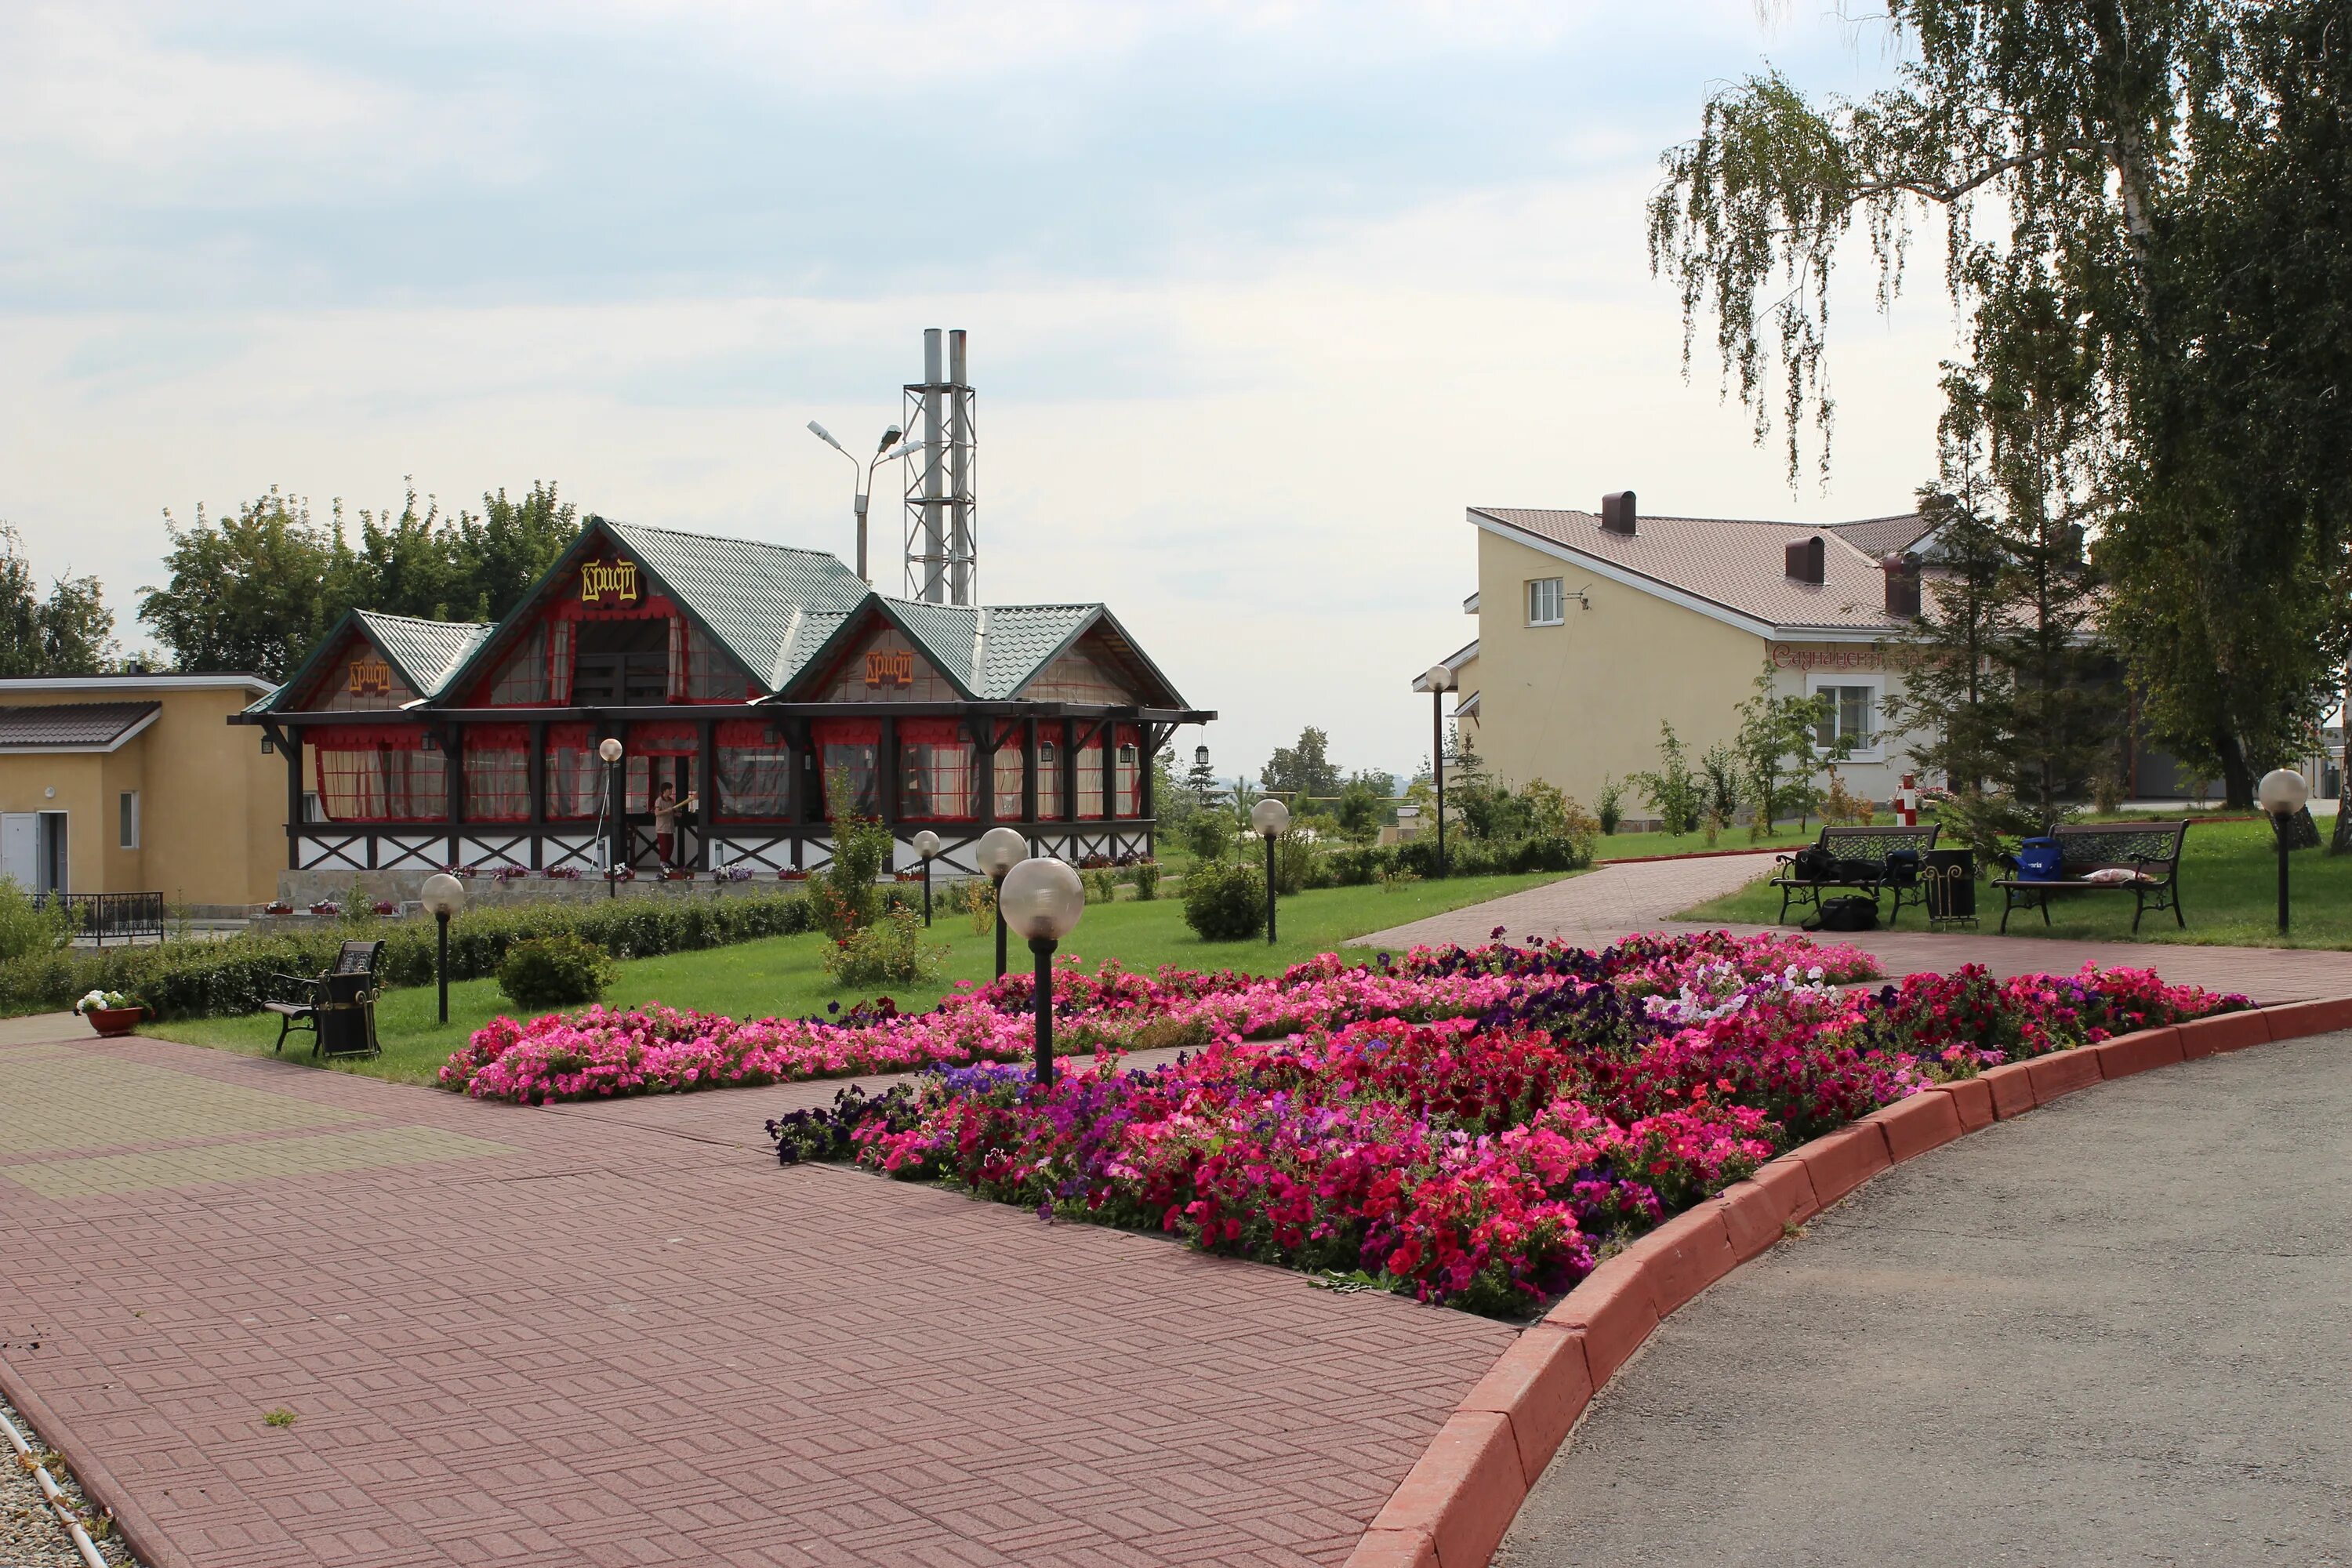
[31,891,168,946]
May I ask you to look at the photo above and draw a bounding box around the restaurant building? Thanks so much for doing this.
[235,516,1210,887]
[1420,492,2191,817]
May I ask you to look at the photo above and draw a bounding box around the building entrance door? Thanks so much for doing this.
[0,812,66,892]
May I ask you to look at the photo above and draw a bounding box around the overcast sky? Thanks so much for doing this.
[0,1,1952,783]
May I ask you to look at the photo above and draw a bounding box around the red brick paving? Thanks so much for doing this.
[0,1030,1511,1568]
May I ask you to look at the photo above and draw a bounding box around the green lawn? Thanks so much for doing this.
[1678,815,2352,949]
[1593,822,1819,861]
[151,869,1569,1085]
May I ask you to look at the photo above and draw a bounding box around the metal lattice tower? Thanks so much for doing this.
[902,328,977,604]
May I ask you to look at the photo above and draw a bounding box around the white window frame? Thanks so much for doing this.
[1805,675,1886,762]
[118,790,140,850]
[1526,577,1565,626]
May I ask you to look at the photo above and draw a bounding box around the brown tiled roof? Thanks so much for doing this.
[1825,513,1938,561]
[1469,506,1922,633]
[0,701,161,748]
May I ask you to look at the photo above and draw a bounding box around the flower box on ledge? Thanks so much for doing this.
[308,902,341,916]
[263,902,294,916]
[371,901,397,916]
[542,867,582,880]
[662,869,695,882]
[777,869,810,882]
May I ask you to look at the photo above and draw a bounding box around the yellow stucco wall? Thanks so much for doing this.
[1463,527,1925,818]
[0,681,281,906]
[1468,529,1766,809]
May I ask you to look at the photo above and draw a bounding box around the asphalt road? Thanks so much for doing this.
[1497,1029,2352,1568]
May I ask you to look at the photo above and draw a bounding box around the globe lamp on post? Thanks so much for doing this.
[1250,797,1290,945]
[1000,856,1085,1085]
[419,873,466,1025]
[911,829,942,927]
[598,736,626,898]
[1423,664,1454,878]
[974,826,1029,979]
[2259,768,2309,934]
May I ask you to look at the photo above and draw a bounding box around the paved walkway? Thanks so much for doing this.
[1356,850,2352,1002]
[0,1022,1511,1568]
[1497,1025,2352,1566]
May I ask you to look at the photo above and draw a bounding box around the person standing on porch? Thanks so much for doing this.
[653,783,699,868]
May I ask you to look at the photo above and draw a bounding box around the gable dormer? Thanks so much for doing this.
[288,624,421,712]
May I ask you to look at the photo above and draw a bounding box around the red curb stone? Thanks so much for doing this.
[1786,1122,1892,1207]
[1344,1527,1439,1568]
[1542,1250,1659,1387]
[1633,1204,1739,1319]
[1748,1155,1823,1226]
[1370,1410,1525,1568]
[1980,1059,2038,1119]
[1713,1182,1781,1263]
[2024,1046,2103,1102]
[1930,1077,1996,1133]
[1459,1326,1595,1487]
[2177,1009,2272,1058]
[1864,1091,1965,1164]
[2257,997,2352,1041]
[2092,1026,2184,1080]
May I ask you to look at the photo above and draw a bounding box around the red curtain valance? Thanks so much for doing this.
[306,724,428,750]
[543,596,679,622]
[716,718,782,746]
[630,720,700,756]
[464,724,531,751]
[898,718,964,746]
[544,723,593,751]
[815,718,881,746]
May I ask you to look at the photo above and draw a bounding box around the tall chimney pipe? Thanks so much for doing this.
[948,329,975,606]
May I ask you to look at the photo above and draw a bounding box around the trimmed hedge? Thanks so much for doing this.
[0,891,820,1023]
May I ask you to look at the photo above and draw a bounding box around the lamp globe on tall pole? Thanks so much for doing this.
[598,736,626,898]
[1423,664,1454,878]
[911,829,942,927]
[1000,856,1085,1085]
[975,826,1029,979]
[2259,768,2310,934]
[1250,797,1290,945]
[419,873,466,1025]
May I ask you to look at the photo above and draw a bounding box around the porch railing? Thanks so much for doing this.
[32,891,168,946]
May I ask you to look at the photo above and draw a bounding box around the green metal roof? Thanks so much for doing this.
[606,521,869,691]
[355,612,492,697]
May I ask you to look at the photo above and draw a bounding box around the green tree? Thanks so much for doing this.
[1332,777,1382,842]
[1262,726,1341,800]
[1629,721,1704,837]
[1649,0,2352,805]
[1733,662,1837,839]
[139,489,357,679]
[1182,750,1228,811]
[1876,494,2011,793]
[0,524,116,675]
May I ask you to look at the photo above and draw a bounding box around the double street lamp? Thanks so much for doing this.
[807,419,914,583]
[2259,768,2310,934]
[975,826,1029,978]
[1423,663,1454,877]
[1250,797,1290,944]
[1000,855,1086,1085]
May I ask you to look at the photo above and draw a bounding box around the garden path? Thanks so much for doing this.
[1355,851,2352,1002]
[1497,1024,2352,1567]
[0,1019,1512,1568]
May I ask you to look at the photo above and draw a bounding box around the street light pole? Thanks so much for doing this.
[599,736,626,898]
[974,826,1029,981]
[1000,857,1085,1086]
[912,829,942,927]
[419,873,466,1025]
[1424,664,1454,877]
[1250,797,1290,946]
[808,420,909,584]
[2259,769,2310,935]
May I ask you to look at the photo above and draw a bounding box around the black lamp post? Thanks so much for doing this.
[912,829,942,927]
[1250,797,1290,946]
[1001,856,1085,1085]
[2259,768,2309,935]
[599,736,626,898]
[1423,663,1454,877]
[975,826,1028,980]
[420,872,466,1025]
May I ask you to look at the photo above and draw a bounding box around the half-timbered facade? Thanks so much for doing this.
[234,519,1211,880]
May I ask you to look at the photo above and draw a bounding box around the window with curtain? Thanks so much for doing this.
[1076,732,1105,819]
[485,626,549,704]
[1036,738,1062,819]
[992,723,1025,819]
[543,726,600,820]
[898,720,977,821]
[685,622,756,701]
[714,719,789,818]
[463,728,531,821]
[310,727,445,821]
[623,723,702,811]
[815,719,880,818]
[1115,725,1143,816]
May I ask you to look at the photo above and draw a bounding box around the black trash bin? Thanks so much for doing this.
[316,970,380,1058]
[1923,848,1976,923]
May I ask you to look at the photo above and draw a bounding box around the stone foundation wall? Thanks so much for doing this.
[271,868,811,913]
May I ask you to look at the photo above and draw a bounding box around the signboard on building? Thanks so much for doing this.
[580,557,641,606]
[347,656,394,697]
[863,648,915,689]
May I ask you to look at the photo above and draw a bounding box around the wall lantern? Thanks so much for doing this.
[1194,745,1210,768]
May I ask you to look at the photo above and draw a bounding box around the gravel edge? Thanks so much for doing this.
[1,1393,141,1567]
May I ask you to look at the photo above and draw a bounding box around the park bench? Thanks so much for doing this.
[1992,820,2190,934]
[263,939,387,1058]
[1771,823,1942,927]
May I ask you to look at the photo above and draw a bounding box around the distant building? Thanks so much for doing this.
[0,673,280,908]
[1422,492,2190,818]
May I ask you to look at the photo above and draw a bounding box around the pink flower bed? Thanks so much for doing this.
[766,942,2244,1316]
[440,928,1878,1105]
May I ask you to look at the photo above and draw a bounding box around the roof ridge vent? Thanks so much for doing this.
[1784,535,1826,585]
[1600,491,1638,536]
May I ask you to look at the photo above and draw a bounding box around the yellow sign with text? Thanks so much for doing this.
[580,557,641,606]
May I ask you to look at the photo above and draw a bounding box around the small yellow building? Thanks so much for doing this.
[0,674,281,911]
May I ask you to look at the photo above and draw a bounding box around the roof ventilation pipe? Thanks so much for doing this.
[1784,535,1825,584]
[1599,491,1637,535]
[1882,553,1922,616]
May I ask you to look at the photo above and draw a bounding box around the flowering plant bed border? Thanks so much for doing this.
[1345,995,2347,1568]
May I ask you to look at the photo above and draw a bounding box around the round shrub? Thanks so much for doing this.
[496,935,616,1009]
[1182,858,1265,942]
